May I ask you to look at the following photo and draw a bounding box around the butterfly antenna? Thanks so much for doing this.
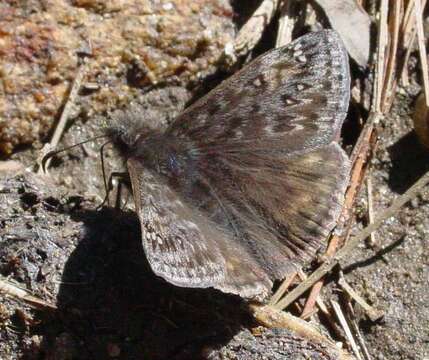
[39,134,109,173]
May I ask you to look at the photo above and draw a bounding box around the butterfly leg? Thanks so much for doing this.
[98,171,130,210]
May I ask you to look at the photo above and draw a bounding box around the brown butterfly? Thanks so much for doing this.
[108,30,350,300]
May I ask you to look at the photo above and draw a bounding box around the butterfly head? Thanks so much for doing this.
[105,113,197,181]
[104,108,163,157]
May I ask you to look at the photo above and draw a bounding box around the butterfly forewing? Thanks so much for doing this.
[168,30,350,155]
[124,30,351,299]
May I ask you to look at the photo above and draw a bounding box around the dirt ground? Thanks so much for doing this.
[1,1,429,360]
[344,91,429,359]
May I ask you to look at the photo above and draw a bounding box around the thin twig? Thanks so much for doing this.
[297,269,331,316]
[295,271,346,340]
[346,305,373,360]
[274,169,429,310]
[366,174,377,247]
[251,304,336,345]
[374,0,389,113]
[338,276,383,322]
[251,305,356,360]
[331,300,363,360]
[414,0,429,107]
[269,271,297,305]
[0,276,56,310]
[380,0,402,113]
[301,279,323,319]
[276,0,295,47]
[38,61,87,174]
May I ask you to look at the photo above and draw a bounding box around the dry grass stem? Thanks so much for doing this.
[414,0,429,107]
[343,299,373,360]
[380,0,402,112]
[269,271,297,305]
[401,26,417,86]
[403,0,416,34]
[0,276,56,310]
[366,174,377,247]
[276,0,295,47]
[374,0,389,113]
[274,167,429,310]
[400,0,428,85]
[331,300,363,360]
[38,61,88,174]
[349,317,372,360]
[338,277,384,322]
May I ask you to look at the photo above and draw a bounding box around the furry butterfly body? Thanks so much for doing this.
[109,30,351,299]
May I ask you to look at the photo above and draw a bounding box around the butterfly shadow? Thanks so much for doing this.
[342,236,405,274]
[55,207,251,360]
[387,130,429,193]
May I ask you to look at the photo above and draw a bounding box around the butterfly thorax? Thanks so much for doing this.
[130,132,198,183]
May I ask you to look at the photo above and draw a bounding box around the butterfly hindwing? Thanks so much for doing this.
[127,157,225,287]
[127,157,272,298]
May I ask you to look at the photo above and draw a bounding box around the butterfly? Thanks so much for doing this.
[107,30,351,300]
